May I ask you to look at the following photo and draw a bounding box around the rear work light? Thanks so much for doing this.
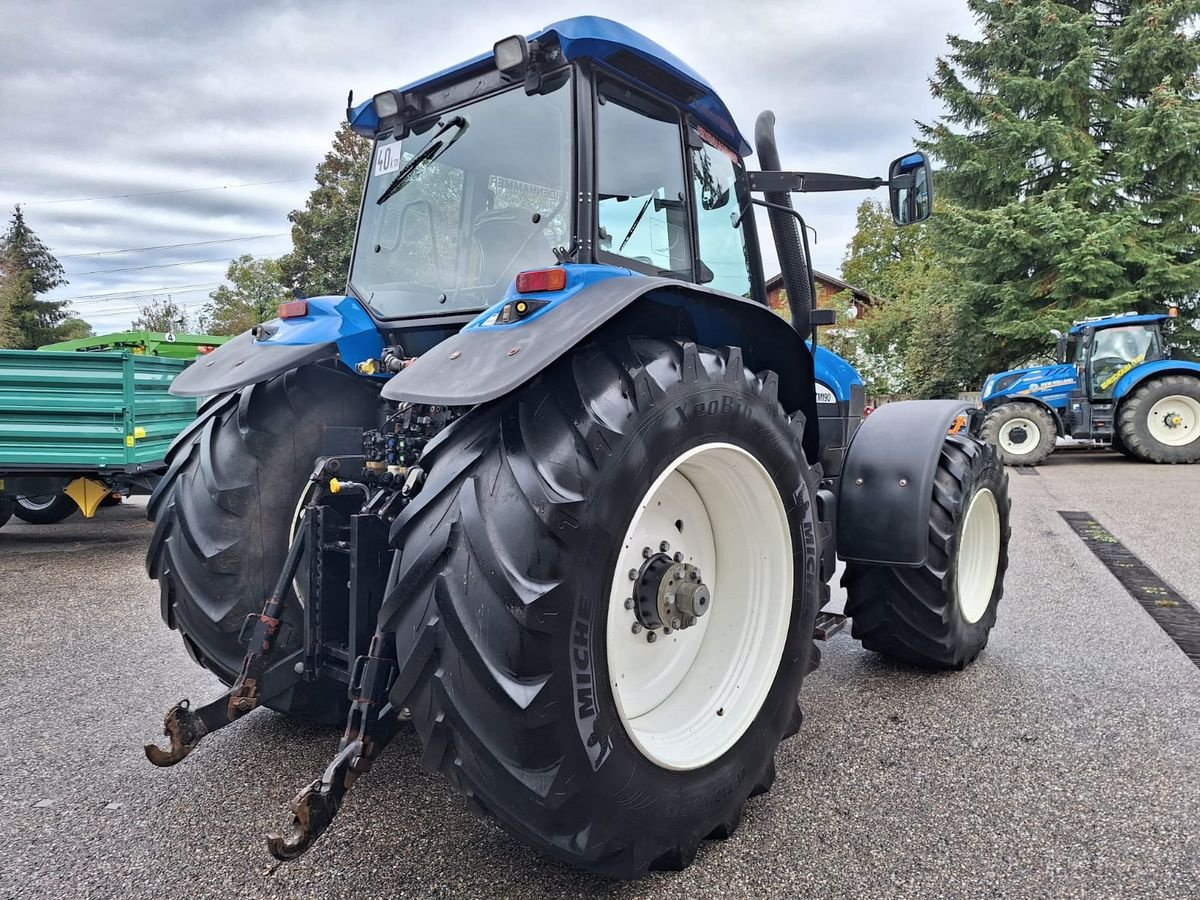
[278,300,308,319]
[515,268,567,293]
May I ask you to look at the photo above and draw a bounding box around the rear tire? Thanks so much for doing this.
[383,338,819,878]
[146,364,379,724]
[1116,376,1200,464]
[980,402,1056,466]
[844,434,1010,669]
[13,493,79,524]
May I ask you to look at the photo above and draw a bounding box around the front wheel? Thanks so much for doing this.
[844,434,1011,669]
[1116,376,1200,464]
[13,493,79,525]
[980,402,1056,466]
[383,338,819,877]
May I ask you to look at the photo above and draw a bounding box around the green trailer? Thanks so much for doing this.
[0,334,228,529]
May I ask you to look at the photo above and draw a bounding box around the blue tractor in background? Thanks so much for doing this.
[980,312,1200,466]
[142,17,1011,878]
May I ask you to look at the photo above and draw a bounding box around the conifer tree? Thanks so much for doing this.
[921,0,1200,371]
[0,206,69,348]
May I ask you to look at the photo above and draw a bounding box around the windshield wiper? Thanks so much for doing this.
[617,194,655,253]
[376,116,468,206]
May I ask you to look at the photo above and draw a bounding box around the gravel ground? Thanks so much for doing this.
[0,450,1197,899]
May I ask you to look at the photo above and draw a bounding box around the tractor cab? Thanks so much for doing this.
[1063,313,1168,400]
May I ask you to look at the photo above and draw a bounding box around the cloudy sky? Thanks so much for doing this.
[0,0,978,333]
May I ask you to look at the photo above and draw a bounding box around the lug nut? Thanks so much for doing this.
[671,617,681,629]
[646,632,657,643]
[673,551,684,562]
[659,541,671,552]
[631,623,643,635]
[662,627,672,635]
[628,569,638,581]
[624,598,635,610]
[642,546,653,559]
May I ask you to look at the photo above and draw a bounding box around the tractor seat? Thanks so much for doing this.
[472,207,550,286]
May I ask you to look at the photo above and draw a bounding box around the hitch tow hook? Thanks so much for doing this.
[144,522,308,767]
[266,635,400,861]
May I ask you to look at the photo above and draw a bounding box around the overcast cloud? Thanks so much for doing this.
[0,0,978,332]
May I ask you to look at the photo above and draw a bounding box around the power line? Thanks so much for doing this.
[59,232,289,259]
[66,254,265,277]
[54,282,223,303]
[20,177,310,206]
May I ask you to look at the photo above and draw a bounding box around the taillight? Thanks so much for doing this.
[278,300,308,318]
[515,268,567,293]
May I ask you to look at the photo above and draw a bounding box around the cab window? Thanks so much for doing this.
[690,130,750,297]
[595,82,693,278]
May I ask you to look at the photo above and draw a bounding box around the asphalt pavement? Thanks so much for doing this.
[1,446,1197,899]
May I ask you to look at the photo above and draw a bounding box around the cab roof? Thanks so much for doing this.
[1068,312,1169,334]
[348,16,752,157]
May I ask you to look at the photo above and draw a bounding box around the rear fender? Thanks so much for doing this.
[837,399,973,567]
[169,295,384,397]
[1112,360,1200,401]
[381,270,821,462]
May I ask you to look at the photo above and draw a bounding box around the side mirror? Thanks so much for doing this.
[888,152,933,226]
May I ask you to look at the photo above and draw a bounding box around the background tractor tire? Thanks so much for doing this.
[13,492,79,524]
[844,434,1010,670]
[382,337,819,878]
[0,498,13,529]
[1116,375,1200,464]
[1110,430,1138,460]
[146,364,379,725]
[980,402,1056,466]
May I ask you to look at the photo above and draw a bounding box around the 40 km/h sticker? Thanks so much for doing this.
[373,141,404,177]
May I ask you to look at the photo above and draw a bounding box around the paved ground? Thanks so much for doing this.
[1,447,1197,899]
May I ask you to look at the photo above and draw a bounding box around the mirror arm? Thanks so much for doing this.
[745,171,886,194]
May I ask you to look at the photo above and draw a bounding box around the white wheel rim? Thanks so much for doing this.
[605,442,793,771]
[998,417,1040,455]
[1146,395,1200,447]
[956,488,1001,624]
[18,495,57,511]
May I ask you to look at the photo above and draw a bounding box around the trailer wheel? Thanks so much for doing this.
[980,402,1056,466]
[0,499,13,530]
[384,338,819,878]
[1117,375,1200,464]
[844,434,1010,669]
[13,493,79,524]
[146,364,379,724]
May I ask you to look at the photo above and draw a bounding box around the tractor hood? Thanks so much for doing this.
[981,363,1079,405]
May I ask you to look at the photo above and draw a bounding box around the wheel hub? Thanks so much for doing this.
[1007,425,1029,445]
[633,549,711,632]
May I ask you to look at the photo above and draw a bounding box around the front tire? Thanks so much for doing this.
[146,364,379,724]
[13,493,79,524]
[1116,376,1200,464]
[844,434,1010,669]
[980,402,1056,466]
[383,338,819,878]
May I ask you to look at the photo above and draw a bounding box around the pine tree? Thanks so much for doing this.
[0,206,69,348]
[920,0,1200,373]
[278,122,371,298]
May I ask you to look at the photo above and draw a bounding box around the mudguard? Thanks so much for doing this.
[381,271,822,461]
[170,296,384,397]
[1112,360,1200,401]
[836,399,972,567]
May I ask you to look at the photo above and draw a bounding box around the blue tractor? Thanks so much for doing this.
[143,18,1011,878]
[980,312,1200,466]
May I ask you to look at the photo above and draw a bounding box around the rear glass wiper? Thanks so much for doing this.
[376,116,468,206]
